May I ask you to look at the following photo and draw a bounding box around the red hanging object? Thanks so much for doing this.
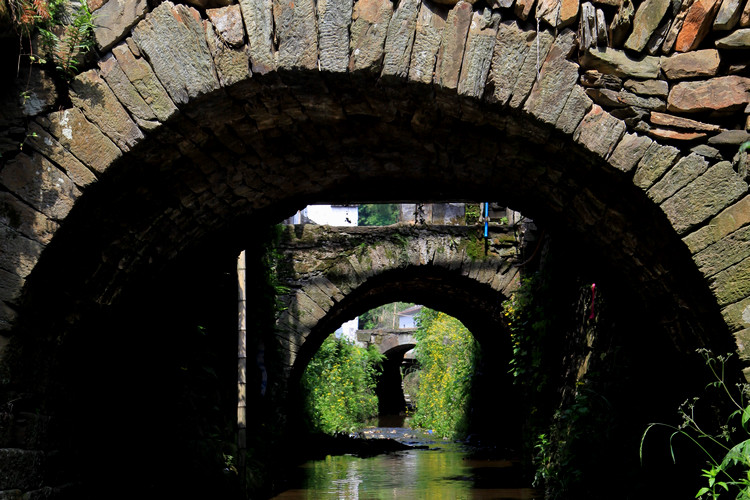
[589,283,596,320]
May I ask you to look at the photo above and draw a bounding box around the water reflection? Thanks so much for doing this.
[273,427,540,500]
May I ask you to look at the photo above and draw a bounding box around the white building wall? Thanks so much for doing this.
[304,205,358,226]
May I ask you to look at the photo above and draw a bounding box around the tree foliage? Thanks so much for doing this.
[303,336,384,434]
[411,309,477,439]
[358,204,400,226]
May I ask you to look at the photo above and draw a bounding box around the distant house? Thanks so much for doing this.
[397,305,423,329]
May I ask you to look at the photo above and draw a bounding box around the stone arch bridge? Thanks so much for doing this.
[0,0,749,494]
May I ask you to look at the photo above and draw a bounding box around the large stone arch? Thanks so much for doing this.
[1,0,750,493]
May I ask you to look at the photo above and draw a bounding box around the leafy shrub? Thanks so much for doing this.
[303,336,384,434]
[411,309,477,439]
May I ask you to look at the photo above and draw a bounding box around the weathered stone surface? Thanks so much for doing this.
[674,0,722,51]
[624,78,668,97]
[661,49,720,79]
[98,52,159,130]
[661,161,747,235]
[25,122,98,189]
[15,67,57,117]
[691,144,723,159]
[508,29,554,108]
[722,297,750,331]
[579,2,598,49]
[647,152,708,203]
[487,20,532,105]
[585,87,666,110]
[205,17,251,87]
[349,0,393,72]
[684,195,750,253]
[668,76,750,113]
[742,0,750,26]
[581,70,623,89]
[132,2,220,105]
[580,47,661,79]
[515,0,536,19]
[648,128,707,140]
[556,84,594,134]
[93,0,148,52]
[0,152,80,221]
[662,0,695,52]
[610,0,635,46]
[274,0,318,70]
[712,255,750,306]
[40,108,121,174]
[596,7,609,45]
[574,104,626,158]
[436,1,473,89]
[645,17,671,54]
[709,129,750,145]
[238,0,275,73]
[318,0,353,72]
[624,0,671,51]
[0,190,59,246]
[608,132,653,172]
[650,111,721,131]
[111,42,177,123]
[206,5,245,47]
[458,8,499,98]
[695,224,750,276]
[632,141,681,188]
[524,30,579,124]
[382,0,421,77]
[69,69,144,151]
[735,328,750,359]
[0,224,44,280]
[537,0,579,27]
[409,1,448,83]
[716,28,750,47]
[714,0,743,30]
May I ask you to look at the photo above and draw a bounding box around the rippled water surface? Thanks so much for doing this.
[272,426,540,500]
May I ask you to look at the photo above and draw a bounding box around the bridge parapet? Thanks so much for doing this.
[355,328,418,355]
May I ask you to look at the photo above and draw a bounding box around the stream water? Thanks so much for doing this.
[271,418,540,499]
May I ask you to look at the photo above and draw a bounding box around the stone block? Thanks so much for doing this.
[524,30,579,125]
[409,1,448,84]
[25,122,97,189]
[716,28,750,47]
[674,0,722,52]
[111,42,178,123]
[573,104,626,159]
[661,49,720,79]
[69,69,144,151]
[457,8,499,98]
[660,160,747,234]
[608,132,653,173]
[647,128,707,141]
[624,0,671,52]
[349,0,393,73]
[709,130,750,145]
[714,0,743,30]
[632,141,680,189]
[318,0,353,72]
[694,224,750,276]
[580,47,661,79]
[132,2,220,105]
[647,152,707,203]
[436,1,473,90]
[649,111,721,131]
[0,153,80,221]
[206,5,245,47]
[624,78,668,97]
[712,255,750,306]
[98,53,159,130]
[555,85,593,134]
[487,20,532,105]
[274,0,318,70]
[382,0,420,78]
[40,108,121,174]
[205,18,251,87]
[0,191,58,246]
[238,0,275,74]
[508,28,554,109]
[93,0,148,52]
[668,76,750,113]
[723,297,750,331]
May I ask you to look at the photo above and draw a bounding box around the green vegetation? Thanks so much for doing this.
[359,301,415,330]
[303,335,384,434]
[411,308,477,439]
[642,350,750,499]
[358,204,400,226]
[465,203,480,225]
[5,0,95,78]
